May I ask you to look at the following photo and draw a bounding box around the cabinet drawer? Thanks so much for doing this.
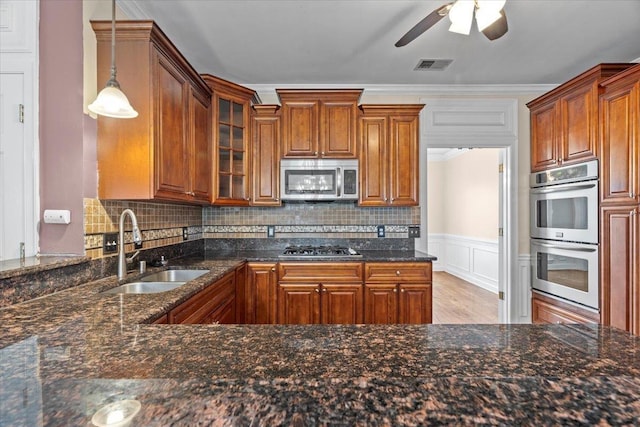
[170,270,235,324]
[365,262,432,283]
[278,262,363,283]
[532,293,599,325]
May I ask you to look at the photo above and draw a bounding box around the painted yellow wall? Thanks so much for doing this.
[428,149,501,240]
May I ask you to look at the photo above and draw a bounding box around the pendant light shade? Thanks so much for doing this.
[88,0,138,119]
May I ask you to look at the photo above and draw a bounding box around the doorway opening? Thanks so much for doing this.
[426,147,502,323]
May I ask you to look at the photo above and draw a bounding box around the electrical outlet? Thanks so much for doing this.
[103,233,118,253]
[377,225,385,238]
[182,227,189,241]
[408,226,420,238]
[267,225,275,238]
[134,240,143,249]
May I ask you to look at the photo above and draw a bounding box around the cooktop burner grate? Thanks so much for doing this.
[279,245,362,258]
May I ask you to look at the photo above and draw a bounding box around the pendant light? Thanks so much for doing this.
[88,0,138,119]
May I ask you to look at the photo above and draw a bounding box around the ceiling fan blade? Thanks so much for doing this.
[395,3,453,47]
[481,10,508,41]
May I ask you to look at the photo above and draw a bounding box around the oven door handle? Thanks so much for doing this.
[532,241,597,252]
[336,167,342,198]
[530,182,596,194]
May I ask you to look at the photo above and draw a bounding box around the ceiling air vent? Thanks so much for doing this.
[414,59,453,71]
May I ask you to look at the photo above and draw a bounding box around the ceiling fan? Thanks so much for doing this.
[395,0,508,47]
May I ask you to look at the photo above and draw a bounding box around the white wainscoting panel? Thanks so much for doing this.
[428,234,498,293]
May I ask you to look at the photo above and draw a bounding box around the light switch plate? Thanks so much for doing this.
[182,227,188,241]
[408,226,420,238]
[267,225,275,238]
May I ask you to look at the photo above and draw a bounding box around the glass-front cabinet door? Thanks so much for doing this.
[203,75,256,205]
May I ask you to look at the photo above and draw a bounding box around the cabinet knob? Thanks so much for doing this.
[270,267,276,272]
[393,288,398,293]
[384,197,388,201]
[314,151,318,156]
[321,151,325,156]
[396,271,400,276]
[315,288,320,293]
[322,288,327,293]
[400,289,405,293]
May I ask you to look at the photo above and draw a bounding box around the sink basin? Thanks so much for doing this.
[102,281,186,295]
[140,269,209,282]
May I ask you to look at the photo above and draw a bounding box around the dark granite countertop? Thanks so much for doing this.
[2,256,639,426]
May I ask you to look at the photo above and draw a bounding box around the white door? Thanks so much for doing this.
[0,72,35,260]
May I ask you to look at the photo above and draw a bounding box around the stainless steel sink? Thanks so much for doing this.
[102,281,186,295]
[140,269,209,282]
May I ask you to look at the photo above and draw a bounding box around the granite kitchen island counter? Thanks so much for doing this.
[2,258,639,426]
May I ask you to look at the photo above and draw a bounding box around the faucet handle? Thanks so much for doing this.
[127,250,140,263]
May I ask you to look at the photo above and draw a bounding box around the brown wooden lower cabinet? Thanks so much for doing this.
[532,292,599,325]
[364,262,433,324]
[245,262,278,324]
[364,283,432,324]
[169,270,236,324]
[278,282,364,324]
[151,314,169,324]
[600,204,639,334]
[277,262,364,324]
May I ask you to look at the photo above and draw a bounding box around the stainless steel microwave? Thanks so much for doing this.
[280,159,358,201]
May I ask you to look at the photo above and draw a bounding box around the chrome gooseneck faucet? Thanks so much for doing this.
[117,209,142,280]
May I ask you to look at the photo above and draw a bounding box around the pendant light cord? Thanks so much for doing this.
[107,0,120,88]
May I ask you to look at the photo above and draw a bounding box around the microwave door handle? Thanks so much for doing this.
[530,182,596,194]
[532,241,597,252]
[336,168,342,197]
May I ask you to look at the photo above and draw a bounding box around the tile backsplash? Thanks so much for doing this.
[83,199,202,259]
[203,203,420,239]
[84,199,420,258]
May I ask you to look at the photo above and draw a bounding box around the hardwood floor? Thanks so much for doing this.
[432,271,499,324]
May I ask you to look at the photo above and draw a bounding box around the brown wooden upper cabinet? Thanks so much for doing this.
[203,75,259,206]
[599,64,640,206]
[278,89,362,158]
[598,64,640,336]
[92,21,212,204]
[251,105,281,206]
[527,63,634,172]
[359,105,424,206]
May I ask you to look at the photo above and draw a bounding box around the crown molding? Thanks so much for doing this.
[245,83,557,97]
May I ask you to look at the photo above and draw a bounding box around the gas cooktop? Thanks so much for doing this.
[279,245,362,259]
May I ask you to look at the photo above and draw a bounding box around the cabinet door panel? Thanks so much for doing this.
[600,84,638,204]
[278,284,320,324]
[398,284,432,324]
[389,115,419,206]
[246,263,277,324]
[190,88,211,201]
[359,117,387,205]
[252,112,281,205]
[155,54,188,199]
[561,84,597,164]
[601,206,638,333]
[530,102,558,171]
[364,284,398,324]
[321,101,357,158]
[282,101,318,157]
[322,284,363,324]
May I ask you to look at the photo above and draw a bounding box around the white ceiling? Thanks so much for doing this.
[119,0,640,89]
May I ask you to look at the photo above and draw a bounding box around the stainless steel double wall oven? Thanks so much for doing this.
[530,160,600,310]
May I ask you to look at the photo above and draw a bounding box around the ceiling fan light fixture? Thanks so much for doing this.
[448,0,475,35]
[475,0,506,31]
